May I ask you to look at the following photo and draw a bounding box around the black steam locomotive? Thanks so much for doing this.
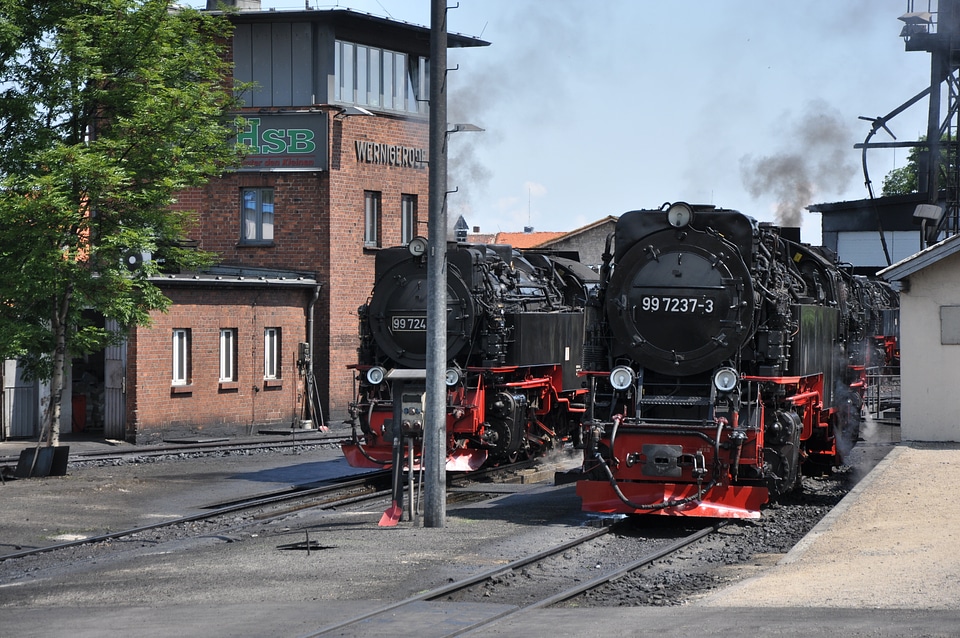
[572,203,898,518]
[343,238,599,473]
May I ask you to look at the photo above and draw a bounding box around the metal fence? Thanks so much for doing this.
[864,367,901,423]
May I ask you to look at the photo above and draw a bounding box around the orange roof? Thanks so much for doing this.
[493,231,567,249]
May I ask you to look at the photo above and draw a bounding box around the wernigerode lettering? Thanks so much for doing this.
[354,140,427,169]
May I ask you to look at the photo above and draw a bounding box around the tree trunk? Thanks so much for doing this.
[42,283,73,448]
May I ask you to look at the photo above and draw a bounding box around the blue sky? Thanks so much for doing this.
[190,1,934,244]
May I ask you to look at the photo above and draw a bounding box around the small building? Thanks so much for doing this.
[879,233,960,442]
[463,216,618,268]
[124,268,320,445]
[159,3,485,438]
[810,194,930,274]
[533,216,618,268]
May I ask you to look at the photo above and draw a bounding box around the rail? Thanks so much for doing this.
[302,523,722,638]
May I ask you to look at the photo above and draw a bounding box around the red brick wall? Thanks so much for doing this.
[126,283,312,445]
[324,114,430,421]
[172,110,429,425]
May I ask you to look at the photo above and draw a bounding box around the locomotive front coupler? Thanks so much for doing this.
[728,430,748,481]
[346,402,361,442]
[581,421,602,457]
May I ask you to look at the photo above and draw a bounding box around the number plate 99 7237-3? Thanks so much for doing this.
[639,296,715,313]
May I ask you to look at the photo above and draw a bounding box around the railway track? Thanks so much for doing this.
[302,522,722,637]
[0,469,392,562]
[0,433,347,469]
[0,456,544,563]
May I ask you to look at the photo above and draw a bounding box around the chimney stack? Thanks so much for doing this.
[206,0,261,10]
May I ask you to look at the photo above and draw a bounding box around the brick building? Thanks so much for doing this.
[1,2,487,442]
[126,270,320,444]
[145,3,487,440]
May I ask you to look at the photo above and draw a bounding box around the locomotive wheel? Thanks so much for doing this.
[764,410,802,496]
[487,418,512,456]
[834,388,862,455]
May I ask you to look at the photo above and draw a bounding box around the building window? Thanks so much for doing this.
[219,329,237,382]
[364,191,381,248]
[401,194,417,245]
[335,39,428,114]
[264,328,281,380]
[242,187,274,244]
[172,329,191,386]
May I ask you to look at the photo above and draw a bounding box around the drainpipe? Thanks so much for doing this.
[306,284,321,426]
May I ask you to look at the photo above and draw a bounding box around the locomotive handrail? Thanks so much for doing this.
[385,368,426,379]
[503,375,554,389]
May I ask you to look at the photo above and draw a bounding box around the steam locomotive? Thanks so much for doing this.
[342,238,599,472]
[572,203,899,518]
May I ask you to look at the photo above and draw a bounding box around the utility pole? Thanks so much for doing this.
[424,0,448,527]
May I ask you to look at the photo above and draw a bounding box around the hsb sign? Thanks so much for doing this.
[238,118,316,154]
[235,114,327,171]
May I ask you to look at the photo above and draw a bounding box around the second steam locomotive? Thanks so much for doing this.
[571,203,898,518]
[343,238,598,472]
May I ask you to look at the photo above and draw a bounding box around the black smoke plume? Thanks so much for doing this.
[740,100,858,227]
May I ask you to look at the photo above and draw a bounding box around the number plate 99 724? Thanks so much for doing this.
[391,316,427,331]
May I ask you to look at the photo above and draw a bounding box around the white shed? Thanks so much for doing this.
[880,234,960,442]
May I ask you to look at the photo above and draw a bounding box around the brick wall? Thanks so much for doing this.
[173,109,430,426]
[324,114,430,421]
[127,283,313,445]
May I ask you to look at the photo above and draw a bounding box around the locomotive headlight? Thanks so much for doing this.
[366,366,386,385]
[666,202,694,228]
[609,365,636,391]
[445,367,461,386]
[713,367,739,393]
[408,236,428,256]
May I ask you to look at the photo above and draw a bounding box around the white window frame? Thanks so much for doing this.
[219,328,237,382]
[364,191,381,248]
[335,40,427,114]
[172,329,190,386]
[242,187,274,244]
[264,328,280,380]
[401,194,417,245]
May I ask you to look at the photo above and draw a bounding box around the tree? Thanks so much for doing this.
[881,135,954,197]
[881,147,919,196]
[0,1,244,446]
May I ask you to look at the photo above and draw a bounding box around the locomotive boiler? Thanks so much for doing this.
[572,203,898,518]
[343,238,599,472]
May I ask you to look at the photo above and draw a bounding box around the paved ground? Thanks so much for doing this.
[2,427,960,637]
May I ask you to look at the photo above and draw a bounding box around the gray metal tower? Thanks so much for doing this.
[858,1,960,250]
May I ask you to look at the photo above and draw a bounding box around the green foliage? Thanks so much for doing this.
[0,0,244,381]
[881,164,918,196]
[880,135,954,197]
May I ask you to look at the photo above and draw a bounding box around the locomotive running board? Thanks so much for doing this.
[576,480,768,519]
